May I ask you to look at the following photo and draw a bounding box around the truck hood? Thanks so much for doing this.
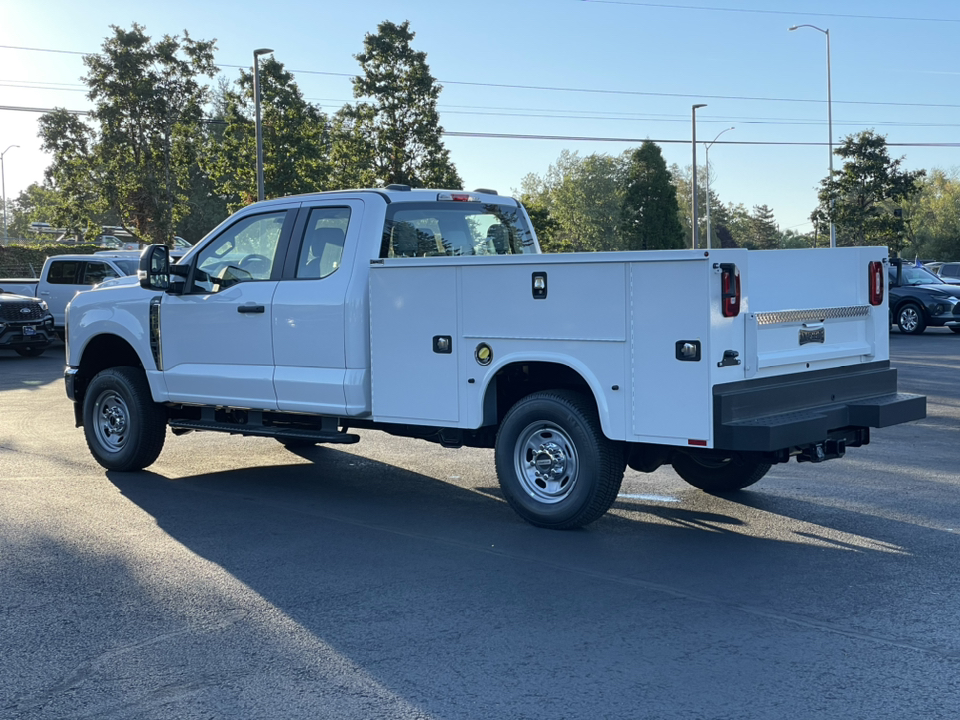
[905,284,960,298]
[96,275,141,290]
[0,291,43,304]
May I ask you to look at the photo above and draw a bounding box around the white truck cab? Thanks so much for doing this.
[64,187,925,529]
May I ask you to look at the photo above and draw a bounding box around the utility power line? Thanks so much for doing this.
[581,0,960,24]
[5,44,960,111]
[2,103,959,149]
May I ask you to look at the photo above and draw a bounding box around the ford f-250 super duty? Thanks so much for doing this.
[64,187,925,529]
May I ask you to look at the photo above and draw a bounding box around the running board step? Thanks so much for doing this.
[168,419,360,444]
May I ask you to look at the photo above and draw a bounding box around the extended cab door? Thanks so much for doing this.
[159,207,297,409]
[272,199,365,415]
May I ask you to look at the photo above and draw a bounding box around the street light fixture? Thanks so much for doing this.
[790,24,835,247]
[1,144,19,240]
[253,47,274,203]
[704,126,734,249]
[691,104,707,249]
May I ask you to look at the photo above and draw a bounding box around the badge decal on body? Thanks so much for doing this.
[799,324,825,345]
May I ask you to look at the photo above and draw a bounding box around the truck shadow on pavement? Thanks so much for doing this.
[94,440,960,708]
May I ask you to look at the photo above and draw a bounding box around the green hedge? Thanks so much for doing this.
[0,243,103,277]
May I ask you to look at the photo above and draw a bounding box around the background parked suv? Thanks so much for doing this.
[888,259,960,334]
[0,291,56,356]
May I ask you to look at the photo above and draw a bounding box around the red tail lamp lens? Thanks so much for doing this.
[868,261,884,306]
[720,263,741,318]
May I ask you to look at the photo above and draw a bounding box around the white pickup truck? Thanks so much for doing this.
[64,187,925,529]
[0,253,140,335]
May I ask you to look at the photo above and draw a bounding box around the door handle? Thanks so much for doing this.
[237,305,265,314]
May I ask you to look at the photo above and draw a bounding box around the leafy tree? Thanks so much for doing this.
[518,192,561,253]
[328,104,378,190]
[82,23,218,244]
[814,130,925,252]
[8,183,63,239]
[204,56,331,211]
[670,162,734,248]
[347,20,462,189]
[523,150,625,252]
[905,168,960,260]
[750,204,779,249]
[37,108,104,238]
[779,228,815,249]
[714,223,738,248]
[619,142,684,250]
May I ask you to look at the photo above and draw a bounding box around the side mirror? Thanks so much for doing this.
[139,244,171,291]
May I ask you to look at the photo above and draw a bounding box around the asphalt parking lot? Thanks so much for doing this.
[1,331,959,719]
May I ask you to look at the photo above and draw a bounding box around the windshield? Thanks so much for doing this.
[893,264,944,286]
[381,202,538,258]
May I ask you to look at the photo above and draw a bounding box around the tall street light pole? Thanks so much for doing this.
[790,24,835,247]
[253,48,274,203]
[704,126,734,249]
[691,104,707,249]
[1,144,19,240]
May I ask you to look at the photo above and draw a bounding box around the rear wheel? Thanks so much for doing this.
[14,345,46,357]
[950,327,960,334]
[672,452,771,494]
[896,303,926,334]
[83,367,167,471]
[495,390,625,529]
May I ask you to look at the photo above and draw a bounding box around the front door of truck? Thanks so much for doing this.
[160,207,297,409]
[272,199,365,415]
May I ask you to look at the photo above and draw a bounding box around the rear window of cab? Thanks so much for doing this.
[380,201,538,259]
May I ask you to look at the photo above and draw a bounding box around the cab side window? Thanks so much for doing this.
[47,260,82,284]
[296,207,349,280]
[192,211,287,293]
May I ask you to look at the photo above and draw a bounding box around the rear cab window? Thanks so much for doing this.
[380,200,538,259]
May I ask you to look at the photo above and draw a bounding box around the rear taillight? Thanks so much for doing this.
[868,261,884,306]
[720,263,741,318]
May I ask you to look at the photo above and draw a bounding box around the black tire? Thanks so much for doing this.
[83,366,167,471]
[672,452,771,494]
[950,327,960,334]
[14,345,46,357]
[896,302,926,335]
[494,390,625,529]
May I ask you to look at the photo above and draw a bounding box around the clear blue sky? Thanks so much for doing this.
[2,0,958,234]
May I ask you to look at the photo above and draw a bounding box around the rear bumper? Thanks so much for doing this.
[714,361,926,452]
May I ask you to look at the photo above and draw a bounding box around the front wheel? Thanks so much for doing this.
[83,367,167,471]
[950,326,960,334]
[495,390,625,529]
[896,303,926,334]
[672,452,771,494]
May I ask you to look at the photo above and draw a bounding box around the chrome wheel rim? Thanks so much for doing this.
[93,390,130,453]
[900,307,919,332]
[514,421,579,504]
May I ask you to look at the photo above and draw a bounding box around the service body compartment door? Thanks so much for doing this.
[369,264,460,424]
[630,258,712,443]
